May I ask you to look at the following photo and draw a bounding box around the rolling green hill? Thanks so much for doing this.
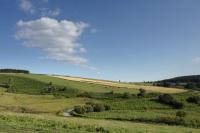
[0,73,200,133]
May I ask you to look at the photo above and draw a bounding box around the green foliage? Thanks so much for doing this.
[0,69,29,74]
[122,92,132,99]
[137,88,146,97]
[93,104,105,112]
[84,105,94,113]
[154,116,185,125]
[176,111,187,118]
[74,106,86,114]
[104,104,111,111]
[158,94,184,109]
[74,103,111,114]
[185,83,197,90]
[187,96,200,104]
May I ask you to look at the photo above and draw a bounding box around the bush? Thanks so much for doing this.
[84,105,94,113]
[187,96,200,104]
[104,104,111,111]
[155,116,185,125]
[107,91,114,95]
[137,88,146,97]
[93,104,105,112]
[176,111,187,118]
[172,101,184,109]
[185,83,197,90]
[74,103,110,114]
[96,127,109,133]
[158,94,184,109]
[74,106,86,114]
[86,102,95,106]
[122,92,132,99]
[158,94,174,104]
[77,92,91,98]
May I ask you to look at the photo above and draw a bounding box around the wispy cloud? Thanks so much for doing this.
[192,57,200,64]
[15,17,88,65]
[19,0,60,17]
[19,0,35,14]
[40,8,60,17]
[90,28,98,34]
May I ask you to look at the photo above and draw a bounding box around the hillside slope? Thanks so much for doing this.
[54,75,186,93]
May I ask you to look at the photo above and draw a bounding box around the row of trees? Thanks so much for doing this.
[0,69,29,74]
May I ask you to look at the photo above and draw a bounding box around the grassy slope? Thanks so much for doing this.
[0,112,200,133]
[0,73,186,94]
[0,92,90,113]
[54,75,186,93]
[0,73,139,94]
[0,73,199,132]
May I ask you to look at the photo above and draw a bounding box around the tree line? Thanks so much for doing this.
[0,69,30,74]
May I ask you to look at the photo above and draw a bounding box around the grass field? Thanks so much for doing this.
[0,112,200,133]
[0,73,199,132]
[0,73,186,94]
[0,92,90,113]
[54,75,186,93]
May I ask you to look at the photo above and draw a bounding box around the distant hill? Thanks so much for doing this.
[0,69,29,74]
[161,75,200,83]
[155,75,200,90]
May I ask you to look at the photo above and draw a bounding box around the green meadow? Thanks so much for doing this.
[0,73,200,133]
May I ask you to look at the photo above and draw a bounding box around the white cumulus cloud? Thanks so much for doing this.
[15,17,89,65]
[192,57,200,64]
[19,0,35,14]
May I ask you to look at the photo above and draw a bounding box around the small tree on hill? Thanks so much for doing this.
[137,88,146,97]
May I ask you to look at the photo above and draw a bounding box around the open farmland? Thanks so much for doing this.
[54,75,187,93]
[0,73,200,132]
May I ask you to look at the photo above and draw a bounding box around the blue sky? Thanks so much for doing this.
[0,0,200,82]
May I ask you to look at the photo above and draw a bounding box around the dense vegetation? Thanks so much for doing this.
[0,73,200,132]
[0,69,30,74]
[155,75,200,90]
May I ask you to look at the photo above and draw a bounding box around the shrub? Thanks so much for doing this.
[158,94,184,109]
[155,116,185,125]
[187,96,200,104]
[176,111,187,118]
[185,83,197,90]
[74,106,86,114]
[86,102,95,106]
[84,105,94,113]
[93,104,105,112]
[77,92,91,98]
[74,103,110,114]
[107,90,114,95]
[104,104,111,111]
[58,87,66,92]
[122,92,132,99]
[137,88,146,97]
[172,101,184,109]
[96,127,109,133]
[158,94,174,104]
